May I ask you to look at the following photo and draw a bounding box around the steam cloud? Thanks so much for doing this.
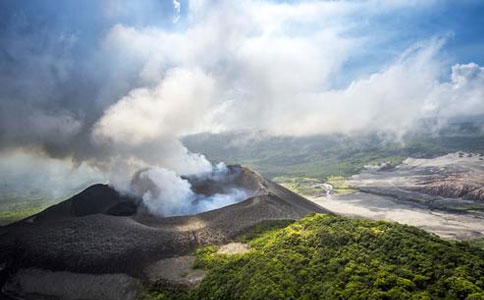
[113,163,252,216]
[1,1,484,202]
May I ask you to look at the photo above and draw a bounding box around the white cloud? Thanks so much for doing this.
[93,68,215,175]
[94,68,216,145]
[93,0,484,171]
[426,62,484,119]
[173,0,181,23]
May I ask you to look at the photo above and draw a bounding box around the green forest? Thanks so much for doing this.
[141,214,484,300]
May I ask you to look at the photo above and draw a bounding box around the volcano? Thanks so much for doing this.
[0,165,329,299]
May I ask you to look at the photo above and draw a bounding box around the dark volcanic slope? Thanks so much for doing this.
[0,166,329,282]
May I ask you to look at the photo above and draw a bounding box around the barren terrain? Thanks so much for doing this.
[311,152,484,240]
[0,165,328,299]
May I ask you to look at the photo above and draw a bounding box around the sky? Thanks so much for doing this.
[0,0,484,199]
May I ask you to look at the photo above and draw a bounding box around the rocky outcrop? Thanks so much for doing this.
[411,179,484,202]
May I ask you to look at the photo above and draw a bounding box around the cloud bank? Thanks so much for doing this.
[0,0,483,191]
[93,1,484,144]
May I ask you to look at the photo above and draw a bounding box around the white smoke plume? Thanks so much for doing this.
[132,168,194,216]
[111,162,252,216]
[91,67,216,175]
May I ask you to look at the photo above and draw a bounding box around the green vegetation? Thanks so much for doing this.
[326,176,356,194]
[273,176,326,197]
[0,205,45,225]
[0,196,51,225]
[273,175,356,197]
[140,280,193,300]
[465,238,484,251]
[183,132,484,179]
[236,219,295,243]
[141,214,484,300]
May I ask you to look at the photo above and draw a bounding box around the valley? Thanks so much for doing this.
[277,152,484,241]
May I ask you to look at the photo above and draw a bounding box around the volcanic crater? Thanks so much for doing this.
[0,165,329,299]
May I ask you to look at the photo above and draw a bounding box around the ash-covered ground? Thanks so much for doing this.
[0,165,328,300]
[353,152,484,210]
[311,152,484,240]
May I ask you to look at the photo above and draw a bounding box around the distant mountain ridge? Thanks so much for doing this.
[183,127,484,178]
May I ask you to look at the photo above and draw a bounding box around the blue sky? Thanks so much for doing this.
[332,0,484,85]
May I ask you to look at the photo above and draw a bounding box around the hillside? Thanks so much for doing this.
[183,130,484,179]
[2,128,483,226]
[0,166,329,299]
[142,214,484,300]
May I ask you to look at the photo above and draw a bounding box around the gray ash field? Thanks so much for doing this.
[351,152,484,213]
[310,152,484,240]
[0,165,328,299]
